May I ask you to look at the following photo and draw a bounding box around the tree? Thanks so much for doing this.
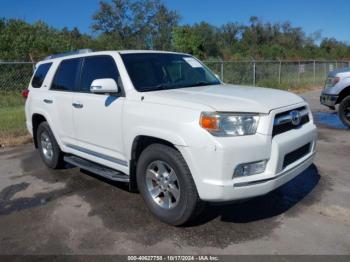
[1,8,350,61]
[0,19,94,61]
[172,25,205,58]
[320,38,350,59]
[151,4,179,50]
[173,22,221,59]
[91,0,179,49]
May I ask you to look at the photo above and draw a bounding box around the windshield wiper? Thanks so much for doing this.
[154,84,173,90]
[141,83,179,91]
[140,81,218,92]
[183,81,218,88]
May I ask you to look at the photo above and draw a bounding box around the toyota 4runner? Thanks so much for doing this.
[24,49,317,225]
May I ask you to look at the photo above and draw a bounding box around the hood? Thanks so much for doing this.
[144,84,304,113]
[328,67,350,78]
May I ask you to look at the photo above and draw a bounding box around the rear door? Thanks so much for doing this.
[71,55,127,170]
[47,58,81,146]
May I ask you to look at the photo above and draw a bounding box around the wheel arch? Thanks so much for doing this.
[336,86,350,104]
[128,135,181,192]
[32,113,47,148]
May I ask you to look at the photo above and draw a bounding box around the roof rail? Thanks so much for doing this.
[44,49,93,60]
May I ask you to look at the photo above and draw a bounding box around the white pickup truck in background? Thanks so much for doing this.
[321,67,350,127]
[24,49,317,225]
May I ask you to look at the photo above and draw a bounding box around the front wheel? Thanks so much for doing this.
[338,96,350,128]
[136,144,204,226]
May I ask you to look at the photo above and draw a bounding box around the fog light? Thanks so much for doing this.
[233,160,267,177]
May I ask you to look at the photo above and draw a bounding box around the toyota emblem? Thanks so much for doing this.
[290,110,301,126]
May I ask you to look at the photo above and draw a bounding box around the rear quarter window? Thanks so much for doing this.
[31,63,52,88]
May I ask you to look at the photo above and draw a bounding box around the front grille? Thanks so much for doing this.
[283,143,311,169]
[272,106,309,137]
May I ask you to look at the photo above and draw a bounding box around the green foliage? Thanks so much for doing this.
[0,4,350,61]
[172,22,221,59]
[0,105,26,134]
[0,91,24,108]
[0,18,94,61]
[172,25,205,58]
[91,0,179,50]
[0,92,26,137]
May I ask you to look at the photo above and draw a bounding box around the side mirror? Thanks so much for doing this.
[90,78,119,94]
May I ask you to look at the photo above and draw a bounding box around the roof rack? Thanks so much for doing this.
[44,49,93,60]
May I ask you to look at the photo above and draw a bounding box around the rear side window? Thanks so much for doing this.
[80,56,121,93]
[51,58,81,91]
[31,63,52,88]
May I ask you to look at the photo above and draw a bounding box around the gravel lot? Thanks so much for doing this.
[0,89,349,255]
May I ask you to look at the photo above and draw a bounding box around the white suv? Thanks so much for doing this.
[25,49,317,225]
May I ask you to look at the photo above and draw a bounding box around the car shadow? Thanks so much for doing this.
[104,95,119,107]
[70,164,320,227]
[189,164,320,226]
[313,111,348,129]
[79,168,131,192]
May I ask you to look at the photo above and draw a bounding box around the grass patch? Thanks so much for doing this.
[0,106,26,133]
[0,91,25,107]
[0,92,31,147]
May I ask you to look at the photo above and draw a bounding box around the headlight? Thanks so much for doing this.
[325,76,340,88]
[200,112,260,136]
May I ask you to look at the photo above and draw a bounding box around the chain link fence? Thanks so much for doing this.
[0,60,350,93]
[204,60,350,88]
[0,62,35,93]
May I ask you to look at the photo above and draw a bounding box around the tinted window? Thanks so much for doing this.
[51,58,81,91]
[80,56,120,93]
[121,53,220,92]
[31,63,52,88]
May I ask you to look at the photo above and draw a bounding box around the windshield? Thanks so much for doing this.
[121,53,221,92]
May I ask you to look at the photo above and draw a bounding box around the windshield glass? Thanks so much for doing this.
[121,53,221,92]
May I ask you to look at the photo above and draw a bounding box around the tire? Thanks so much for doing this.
[338,96,350,128]
[37,122,64,169]
[136,144,204,226]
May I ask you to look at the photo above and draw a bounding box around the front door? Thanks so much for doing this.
[71,55,127,170]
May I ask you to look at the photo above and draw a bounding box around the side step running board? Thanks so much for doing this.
[64,155,130,183]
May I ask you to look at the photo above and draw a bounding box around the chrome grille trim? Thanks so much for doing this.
[272,106,310,137]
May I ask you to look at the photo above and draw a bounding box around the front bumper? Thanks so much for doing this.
[179,118,317,202]
[320,93,338,107]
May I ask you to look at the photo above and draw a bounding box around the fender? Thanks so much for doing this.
[125,126,188,161]
[30,107,66,151]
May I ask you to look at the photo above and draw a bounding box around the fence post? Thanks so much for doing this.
[297,60,301,83]
[278,59,282,84]
[348,61,350,68]
[252,59,256,86]
[220,60,224,82]
[313,60,316,84]
[29,54,36,72]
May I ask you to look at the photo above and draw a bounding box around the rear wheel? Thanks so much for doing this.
[136,144,204,226]
[338,96,350,128]
[37,122,64,169]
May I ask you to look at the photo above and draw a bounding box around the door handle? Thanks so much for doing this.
[72,102,83,109]
[43,99,53,104]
